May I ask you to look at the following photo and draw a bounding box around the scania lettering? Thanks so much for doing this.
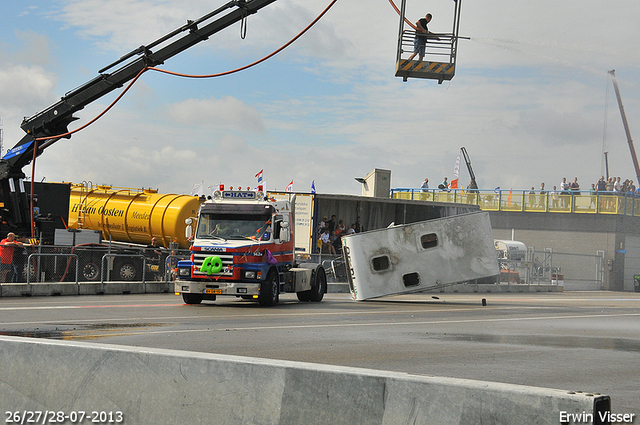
[223,191,257,199]
[175,190,326,306]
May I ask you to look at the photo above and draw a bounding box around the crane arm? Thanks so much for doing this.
[460,147,478,190]
[2,0,277,176]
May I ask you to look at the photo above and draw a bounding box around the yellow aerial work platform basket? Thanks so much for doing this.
[394,0,463,83]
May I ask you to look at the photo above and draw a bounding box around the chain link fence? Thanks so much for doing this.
[496,248,605,289]
[1,244,191,285]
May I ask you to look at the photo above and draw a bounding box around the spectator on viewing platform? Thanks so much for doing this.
[621,179,629,193]
[614,177,622,192]
[438,177,449,191]
[570,177,581,195]
[560,178,570,208]
[528,187,536,207]
[590,184,597,209]
[605,178,615,210]
[622,179,636,194]
[421,178,430,200]
[346,223,356,235]
[596,176,607,210]
[570,177,580,209]
[466,181,477,203]
[551,186,560,209]
[606,177,614,192]
[336,219,346,235]
[538,183,546,208]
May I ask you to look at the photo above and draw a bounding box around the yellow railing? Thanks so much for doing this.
[391,188,640,216]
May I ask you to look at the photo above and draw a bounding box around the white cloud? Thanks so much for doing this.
[166,97,265,132]
[0,65,56,109]
[9,30,55,67]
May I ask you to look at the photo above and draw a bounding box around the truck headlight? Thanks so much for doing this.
[244,270,256,279]
[179,268,190,276]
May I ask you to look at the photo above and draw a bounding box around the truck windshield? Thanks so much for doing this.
[196,213,272,241]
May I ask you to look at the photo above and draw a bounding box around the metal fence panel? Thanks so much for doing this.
[1,245,191,285]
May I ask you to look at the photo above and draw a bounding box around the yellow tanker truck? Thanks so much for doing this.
[39,183,204,282]
[67,183,202,249]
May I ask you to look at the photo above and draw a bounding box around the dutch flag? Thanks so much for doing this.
[255,169,263,183]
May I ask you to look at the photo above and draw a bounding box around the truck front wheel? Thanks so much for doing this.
[182,293,203,304]
[259,271,279,306]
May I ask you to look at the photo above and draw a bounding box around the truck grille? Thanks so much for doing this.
[193,253,234,277]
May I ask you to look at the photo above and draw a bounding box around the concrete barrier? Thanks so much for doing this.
[0,336,610,425]
[0,282,172,297]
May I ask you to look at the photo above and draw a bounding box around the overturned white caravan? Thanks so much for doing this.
[342,211,499,300]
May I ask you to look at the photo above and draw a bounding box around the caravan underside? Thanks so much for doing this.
[342,212,499,300]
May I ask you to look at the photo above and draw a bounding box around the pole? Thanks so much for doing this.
[396,0,407,64]
[30,140,37,238]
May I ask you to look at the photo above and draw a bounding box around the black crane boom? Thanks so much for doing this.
[460,147,478,190]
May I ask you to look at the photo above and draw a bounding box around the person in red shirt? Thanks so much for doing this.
[1,233,23,283]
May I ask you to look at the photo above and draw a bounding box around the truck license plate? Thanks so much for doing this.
[204,289,222,295]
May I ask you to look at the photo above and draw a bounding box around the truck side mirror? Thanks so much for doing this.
[279,221,290,242]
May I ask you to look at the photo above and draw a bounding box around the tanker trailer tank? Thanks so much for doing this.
[68,184,202,249]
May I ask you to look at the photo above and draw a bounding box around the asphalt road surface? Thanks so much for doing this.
[1,291,638,414]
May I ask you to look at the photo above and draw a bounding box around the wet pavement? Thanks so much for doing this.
[0,291,638,414]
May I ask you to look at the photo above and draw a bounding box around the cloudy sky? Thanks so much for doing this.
[1,0,639,196]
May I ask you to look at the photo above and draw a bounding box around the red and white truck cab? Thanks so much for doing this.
[175,189,325,306]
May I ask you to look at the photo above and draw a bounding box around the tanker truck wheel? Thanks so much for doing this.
[116,261,139,281]
[81,262,100,281]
